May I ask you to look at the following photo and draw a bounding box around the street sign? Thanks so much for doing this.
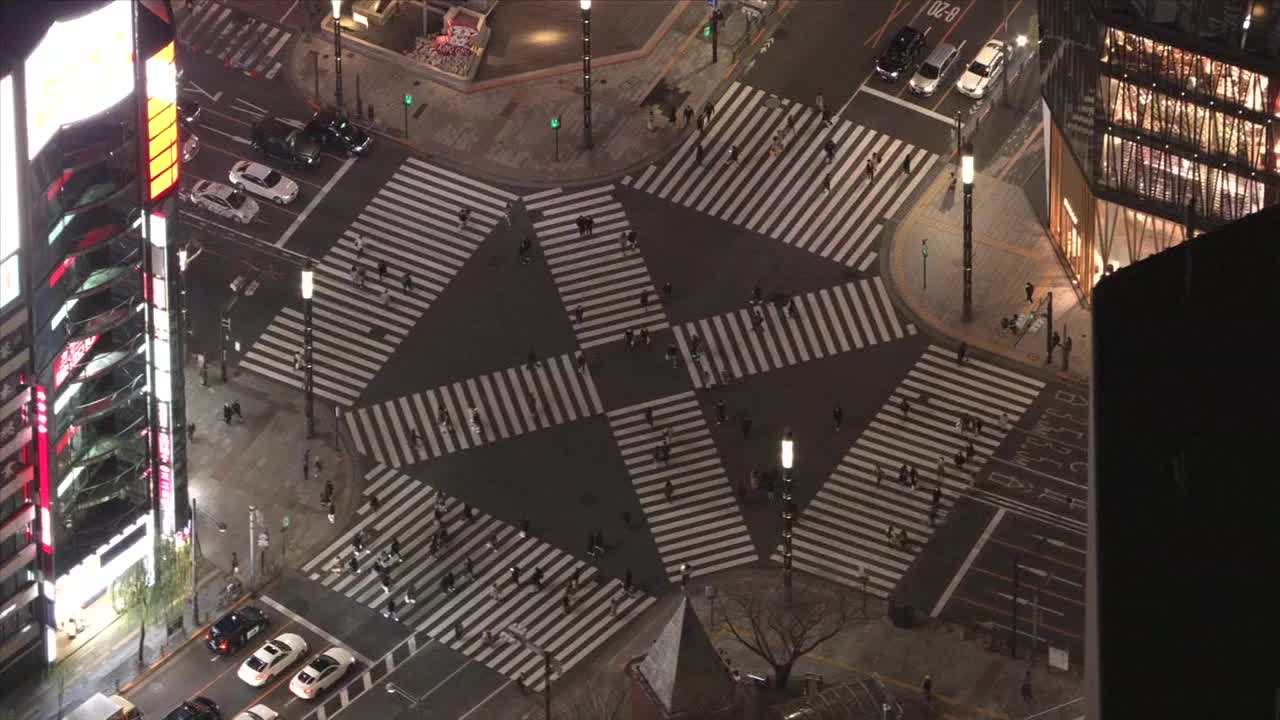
[258,531,270,548]
[282,515,291,530]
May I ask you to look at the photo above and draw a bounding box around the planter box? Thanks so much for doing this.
[352,0,400,28]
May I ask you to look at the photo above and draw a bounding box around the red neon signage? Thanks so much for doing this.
[54,333,100,389]
[49,256,75,288]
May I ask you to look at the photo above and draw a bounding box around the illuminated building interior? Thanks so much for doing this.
[1038,0,1280,303]
[0,0,187,684]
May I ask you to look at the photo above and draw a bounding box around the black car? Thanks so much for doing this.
[179,99,202,126]
[206,605,268,655]
[163,697,220,720]
[304,110,371,157]
[251,117,321,167]
[875,26,926,82]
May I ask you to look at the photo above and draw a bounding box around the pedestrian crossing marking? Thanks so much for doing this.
[302,465,656,688]
[605,392,758,581]
[345,352,605,467]
[240,157,517,406]
[622,81,938,271]
[771,345,1045,597]
[525,186,671,349]
[674,277,916,389]
[177,0,293,79]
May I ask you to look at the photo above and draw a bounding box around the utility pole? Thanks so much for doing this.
[961,143,975,322]
[1045,290,1054,363]
[248,505,257,582]
[580,0,594,149]
[1011,555,1020,658]
[921,239,928,290]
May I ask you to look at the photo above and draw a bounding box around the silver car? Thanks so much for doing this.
[909,43,959,97]
[956,40,1008,99]
[188,180,259,224]
[228,160,299,206]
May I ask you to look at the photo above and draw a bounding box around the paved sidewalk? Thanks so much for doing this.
[884,168,1092,384]
[492,569,1084,720]
[284,0,788,188]
[8,362,359,720]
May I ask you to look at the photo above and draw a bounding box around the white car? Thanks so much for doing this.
[289,647,355,700]
[237,633,309,687]
[182,133,201,163]
[956,40,1008,99]
[188,180,259,224]
[228,161,299,206]
[232,705,278,720]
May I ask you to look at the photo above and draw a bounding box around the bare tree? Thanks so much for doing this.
[46,660,72,719]
[112,539,191,665]
[721,582,863,690]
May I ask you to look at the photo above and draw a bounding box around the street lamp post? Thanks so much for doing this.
[190,496,200,624]
[580,0,593,149]
[331,0,344,111]
[301,266,315,439]
[780,431,795,589]
[961,142,975,322]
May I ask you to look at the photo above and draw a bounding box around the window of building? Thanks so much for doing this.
[1101,134,1266,222]
[1101,28,1268,112]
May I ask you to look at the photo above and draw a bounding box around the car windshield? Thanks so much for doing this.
[226,192,246,209]
[312,656,338,672]
[968,61,990,77]
[918,63,940,79]
[246,655,268,671]
[264,170,284,187]
[889,33,914,58]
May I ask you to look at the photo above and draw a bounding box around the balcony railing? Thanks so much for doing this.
[71,374,147,426]
[65,297,141,343]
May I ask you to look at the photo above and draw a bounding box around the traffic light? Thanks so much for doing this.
[404,94,413,106]
[551,116,561,129]
[703,22,712,38]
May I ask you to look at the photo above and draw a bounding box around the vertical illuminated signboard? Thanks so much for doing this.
[145,42,179,202]
[0,75,20,311]
[147,211,175,535]
[35,387,53,555]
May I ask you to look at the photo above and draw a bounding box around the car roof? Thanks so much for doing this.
[236,161,272,177]
[976,40,1006,61]
[322,647,353,663]
[215,606,263,630]
[194,181,232,199]
[893,26,923,41]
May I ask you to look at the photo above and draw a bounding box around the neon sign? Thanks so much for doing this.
[54,334,100,389]
[35,386,53,554]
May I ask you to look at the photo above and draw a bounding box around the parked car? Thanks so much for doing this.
[205,605,268,654]
[231,706,277,720]
[162,697,219,720]
[909,43,960,97]
[238,633,309,686]
[875,26,926,82]
[188,180,260,225]
[182,132,201,163]
[250,117,320,167]
[956,40,1008,99]
[289,647,355,700]
[303,109,371,157]
[228,160,299,205]
[179,99,202,125]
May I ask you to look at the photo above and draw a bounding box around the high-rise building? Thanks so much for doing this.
[0,0,188,684]
[1038,0,1280,304]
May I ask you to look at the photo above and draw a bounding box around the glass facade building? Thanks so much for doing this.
[1039,0,1280,303]
[0,0,188,685]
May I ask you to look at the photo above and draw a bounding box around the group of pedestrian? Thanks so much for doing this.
[346,234,416,308]
[623,327,652,350]
[221,401,243,424]
[575,214,596,238]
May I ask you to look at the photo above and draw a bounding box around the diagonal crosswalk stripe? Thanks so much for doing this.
[302,465,656,688]
[770,345,1045,596]
[346,353,605,467]
[622,81,938,271]
[240,157,517,405]
[177,0,294,78]
[604,392,758,581]
[672,276,917,388]
[525,186,671,349]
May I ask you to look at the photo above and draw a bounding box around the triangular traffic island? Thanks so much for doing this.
[628,595,737,718]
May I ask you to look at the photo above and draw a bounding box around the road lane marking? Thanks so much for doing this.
[457,680,513,720]
[280,0,301,24]
[276,156,355,247]
[932,507,1005,617]
[259,594,373,666]
[184,82,224,104]
[234,97,271,117]
[859,84,955,124]
[201,124,252,146]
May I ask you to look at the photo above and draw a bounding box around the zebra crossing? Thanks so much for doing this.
[622,81,938,270]
[772,345,1044,597]
[673,276,916,389]
[240,157,517,405]
[605,392,758,581]
[524,186,670,349]
[176,0,293,79]
[345,353,605,467]
[301,465,656,688]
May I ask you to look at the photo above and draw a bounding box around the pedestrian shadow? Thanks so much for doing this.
[941,182,957,212]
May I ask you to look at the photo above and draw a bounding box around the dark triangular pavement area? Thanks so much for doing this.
[700,333,930,562]
[617,185,863,326]
[360,208,578,404]
[587,327,699,412]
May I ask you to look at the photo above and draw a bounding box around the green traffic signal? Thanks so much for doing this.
[704,23,711,38]
[404,94,413,105]
[551,116,561,129]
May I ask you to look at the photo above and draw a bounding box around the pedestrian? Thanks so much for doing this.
[898,463,909,486]
[187,422,196,441]
[622,511,632,529]
[910,465,919,488]
[379,288,391,307]
[641,327,651,346]
[465,555,475,581]
[647,106,656,132]
[884,524,894,544]
[231,401,242,420]
[532,567,544,589]
[503,200,513,226]
[231,551,239,575]
[666,343,679,368]
[457,206,470,230]
[403,585,416,605]
[824,138,836,163]
[821,172,832,194]
[715,400,726,425]
[750,286,763,305]
[936,456,946,483]
[623,569,633,595]
[833,405,843,429]
[662,281,673,298]
[454,620,464,640]
[574,305,584,324]
[689,334,701,359]
[326,500,335,524]
[562,594,573,613]
[902,154,912,174]
[899,397,910,419]
[815,90,825,115]
[624,328,634,348]
[644,407,654,426]
[377,259,387,281]
[382,597,398,620]
[680,562,691,588]
[875,462,883,487]
[222,403,232,425]
[931,485,942,509]
[510,565,521,587]
[1021,669,1033,703]
[922,674,934,705]
[640,289,650,308]
[1024,281,1034,303]
[864,158,875,182]
[575,351,587,374]
[664,479,674,501]
[353,234,364,257]
[683,105,694,128]
[521,518,530,538]
[695,142,705,165]
[704,103,715,122]
[610,594,621,616]
[728,144,740,164]
[966,440,976,461]
[323,479,334,504]
[586,216,595,237]
[741,416,752,437]
[293,351,302,371]
[957,342,968,364]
